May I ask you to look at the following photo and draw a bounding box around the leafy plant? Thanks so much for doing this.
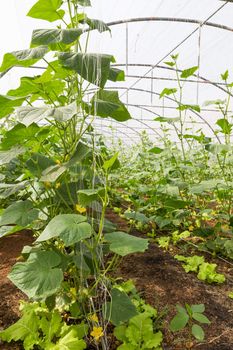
[170,303,211,342]
[114,301,163,350]
[0,301,87,350]
[175,255,225,283]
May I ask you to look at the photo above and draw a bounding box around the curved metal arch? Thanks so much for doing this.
[87,86,221,143]
[112,64,233,98]
[107,17,233,34]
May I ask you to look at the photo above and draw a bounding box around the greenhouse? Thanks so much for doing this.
[0,1,233,349]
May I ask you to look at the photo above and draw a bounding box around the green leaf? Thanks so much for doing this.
[154,116,180,123]
[17,104,76,126]
[8,251,63,299]
[105,288,138,326]
[0,225,24,239]
[0,123,41,150]
[191,324,205,341]
[27,0,65,22]
[105,231,149,256]
[0,181,28,199]
[76,0,91,5]
[181,66,198,79]
[103,152,119,171]
[149,146,164,154]
[52,329,86,350]
[26,153,56,177]
[216,119,232,134]
[58,52,115,88]
[169,310,189,331]
[78,188,105,206]
[0,95,24,119]
[221,70,229,81]
[31,29,82,47]
[197,262,225,284]
[0,146,25,165]
[41,142,90,182]
[160,88,177,98]
[192,313,211,325]
[0,308,39,345]
[90,90,131,121]
[191,304,205,313]
[108,67,125,82]
[0,46,48,73]
[0,200,39,227]
[36,214,92,246]
[87,18,110,33]
[177,104,201,113]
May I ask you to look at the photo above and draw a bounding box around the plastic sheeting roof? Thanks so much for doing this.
[1,1,233,143]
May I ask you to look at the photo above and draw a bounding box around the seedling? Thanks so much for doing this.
[170,303,211,342]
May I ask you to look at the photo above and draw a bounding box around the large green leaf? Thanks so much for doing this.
[86,18,110,33]
[17,103,77,126]
[36,214,92,246]
[0,46,48,73]
[0,200,39,227]
[169,308,189,332]
[0,95,24,119]
[8,251,63,299]
[58,52,115,88]
[0,146,25,165]
[105,288,138,326]
[216,118,232,134]
[0,123,42,150]
[0,181,28,199]
[105,232,149,256]
[90,90,131,121]
[26,153,56,177]
[27,0,65,22]
[52,329,86,350]
[31,29,82,47]
[78,188,105,206]
[41,142,90,182]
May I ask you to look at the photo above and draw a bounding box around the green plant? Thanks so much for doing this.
[175,255,225,283]
[0,301,87,350]
[0,0,149,348]
[170,303,211,342]
[114,302,163,350]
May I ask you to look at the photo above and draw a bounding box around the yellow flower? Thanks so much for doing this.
[75,204,86,214]
[56,159,61,165]
[44,181,51,188]
[188,225,194,231]
[70,288,77,298]
[91,326,104,341]
[55,182,61,189]
[90,313,98,322]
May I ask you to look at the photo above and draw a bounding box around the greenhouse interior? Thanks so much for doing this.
[0,1,233,349]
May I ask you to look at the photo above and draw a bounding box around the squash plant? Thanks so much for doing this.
[0,0,149,348]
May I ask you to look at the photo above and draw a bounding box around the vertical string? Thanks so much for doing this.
[151,69,154,105]
[126,22,129,107]
[196,24,202,105]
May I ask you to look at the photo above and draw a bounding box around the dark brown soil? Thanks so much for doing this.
[0,230,34,350]
[1,215,233,349]
[106,211,233,350]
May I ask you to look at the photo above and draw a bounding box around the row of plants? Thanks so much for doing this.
[0,0,231,348]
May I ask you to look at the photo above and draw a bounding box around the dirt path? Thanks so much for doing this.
[106,211,233,350]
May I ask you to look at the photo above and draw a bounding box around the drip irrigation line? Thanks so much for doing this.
[116,2,230,98]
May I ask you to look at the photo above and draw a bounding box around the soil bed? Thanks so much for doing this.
[0,214,233,349]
